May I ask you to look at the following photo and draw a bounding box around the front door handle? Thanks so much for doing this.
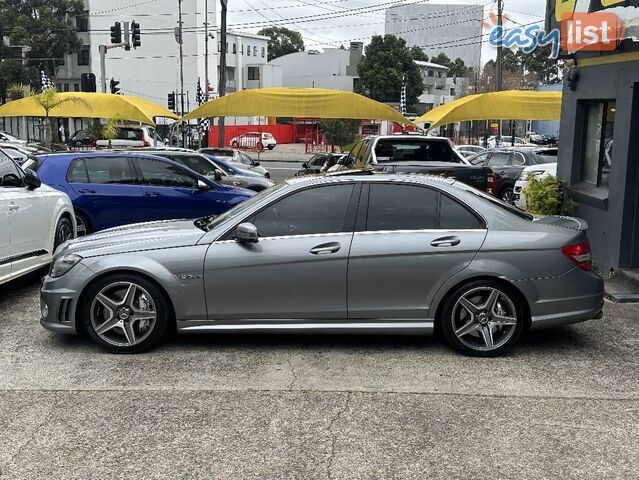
[144,191,160,197]
[430,236,461,247]
[310,242,341,255]
[78,188,95,194]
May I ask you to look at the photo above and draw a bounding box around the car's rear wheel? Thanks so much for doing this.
[75,212,91,237]
[80,273,170,354]
[267,145,275,150]
[440,280,525,357]
[500,186,515,204]
[53,216,74,250]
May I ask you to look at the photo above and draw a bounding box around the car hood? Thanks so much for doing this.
[57,219,207,258]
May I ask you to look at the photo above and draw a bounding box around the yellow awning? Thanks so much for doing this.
[0,92,178,125]
[183,87,412,124]
[415,90,562,129]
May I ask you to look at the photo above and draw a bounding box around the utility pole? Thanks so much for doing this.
[178,0,186,147]
[204,0,209,100]
[218,0,227,148]
[495,0,503,142]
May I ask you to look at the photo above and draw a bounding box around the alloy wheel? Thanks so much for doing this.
[75,215,88,237]
[90,281,157,348]
[501,188,515,204]
[451,287,519,352]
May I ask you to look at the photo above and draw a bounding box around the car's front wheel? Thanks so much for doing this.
[440,280,525,357]
[80,273,171,353]
[500,186,515,204]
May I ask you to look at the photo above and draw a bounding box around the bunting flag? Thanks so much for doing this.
[40,70,54,90]
[400,75,407,116]
[196,78,210,132]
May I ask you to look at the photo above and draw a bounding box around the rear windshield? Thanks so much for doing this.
[375,139,461,163]
[535,154,558,164]
[116,128,143,141]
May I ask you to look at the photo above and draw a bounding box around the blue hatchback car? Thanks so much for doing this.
[28,152,254,235]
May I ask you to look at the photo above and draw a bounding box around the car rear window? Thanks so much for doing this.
[374,139,461,163]
[116,128,143,141]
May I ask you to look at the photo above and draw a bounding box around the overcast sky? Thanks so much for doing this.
[225,0,548,66]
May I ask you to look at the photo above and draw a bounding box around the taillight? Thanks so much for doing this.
[562,241,592,271]
[486,172,497,195]
[143,139,151,147]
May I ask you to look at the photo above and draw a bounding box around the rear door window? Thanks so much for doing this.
[366,184,438,231]
[71,157,136,184]
[487,152,511,167]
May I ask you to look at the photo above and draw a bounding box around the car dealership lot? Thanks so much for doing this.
[1,273,638,479]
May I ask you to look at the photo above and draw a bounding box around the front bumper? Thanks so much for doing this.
[40,262,94,335]
[513,181,526,209]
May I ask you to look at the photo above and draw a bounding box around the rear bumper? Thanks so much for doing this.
[518,267,605,330]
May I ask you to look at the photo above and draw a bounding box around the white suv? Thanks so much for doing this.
[0,149,75,285]
[96,124,165,148]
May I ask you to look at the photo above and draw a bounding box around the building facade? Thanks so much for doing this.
[53,0,274,111]
[268,43,363,91]
[385,3,483,73]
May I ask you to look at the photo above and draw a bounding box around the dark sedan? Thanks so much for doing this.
[468,147,558,203]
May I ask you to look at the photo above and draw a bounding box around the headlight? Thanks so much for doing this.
[50,253,82,278]
[520,170,544,180]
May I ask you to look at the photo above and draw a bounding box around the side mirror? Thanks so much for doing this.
[197,179,210,190]
[234,222,259,244]
[24,169,41,190]
[302,162,308,169]
[214,170,222,181]
[253,160,260,166]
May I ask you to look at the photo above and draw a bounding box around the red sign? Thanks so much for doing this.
[561,12,625,52]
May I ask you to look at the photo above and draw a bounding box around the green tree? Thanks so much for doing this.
[320,119,360,150]
[449,58,468,77]
[257,26,305,61]
[30,88,90,146]
[356,35,424,111]
[0,0,85,79]
[430,52,452,69]
[409,45,428,62]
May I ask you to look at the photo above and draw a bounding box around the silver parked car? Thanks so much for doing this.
[40,174,604,356]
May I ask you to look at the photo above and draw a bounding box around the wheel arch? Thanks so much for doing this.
[432,275,532,334]
[75,267,177,334]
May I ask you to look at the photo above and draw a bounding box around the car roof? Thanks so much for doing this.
[285,172,456,187]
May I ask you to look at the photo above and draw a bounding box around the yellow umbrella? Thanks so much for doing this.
[183,87,412,125]
[0,92,178,125]
[415,90,562,129]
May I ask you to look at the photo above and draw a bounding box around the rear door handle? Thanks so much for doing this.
[144,191,160,197]
[310,242,341,255]
[430,236,461,247]
[78,188,95,194]
[8,204,19,211]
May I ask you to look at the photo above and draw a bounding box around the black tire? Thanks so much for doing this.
[440,280,525,357]
[499,186,515,204]
[231,141,239,148]
[267,145,275,150]
[75,212,91,237]
[53,216,74,250]
[80,273,171,354]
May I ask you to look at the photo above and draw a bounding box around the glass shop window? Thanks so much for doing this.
[581,100,615,189]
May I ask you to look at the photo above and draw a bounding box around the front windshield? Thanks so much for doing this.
[197,183,287,231]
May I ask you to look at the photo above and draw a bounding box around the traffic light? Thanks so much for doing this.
[110,78,121,95]
[167,92,176,112]
[131,21,141,48]
[80,73,96,92]
[110,22,122,44]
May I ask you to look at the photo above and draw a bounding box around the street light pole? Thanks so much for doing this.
[218,0,227,148]
[178,0,186,147]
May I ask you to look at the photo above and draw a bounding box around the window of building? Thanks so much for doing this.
[247,66,260,81]
[261,47,265,58]
[247,45,251,56]
[428,70,434,77]
[76,11,89,32]
[437,71,443,78]
[63,83,70,92]
[253,46,258,56]
[232,42,237,54]
[450,88,455,96]
[74,83,80,92]
[77,45,90,66]
[581,100,615,188]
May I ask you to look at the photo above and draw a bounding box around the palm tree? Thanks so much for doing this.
[31,88,91,146]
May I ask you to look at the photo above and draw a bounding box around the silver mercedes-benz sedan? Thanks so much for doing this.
[40,174,604,356]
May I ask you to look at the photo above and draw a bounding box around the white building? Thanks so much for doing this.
[54,0,277,111]
[268,43,363,91]
[385,3,483,73]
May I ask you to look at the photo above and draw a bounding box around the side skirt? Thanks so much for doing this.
[177,320,434,335]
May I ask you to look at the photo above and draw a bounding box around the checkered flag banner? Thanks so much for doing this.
[41,70,54,90]
[400,75,407,116]
[196,78,210,132]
